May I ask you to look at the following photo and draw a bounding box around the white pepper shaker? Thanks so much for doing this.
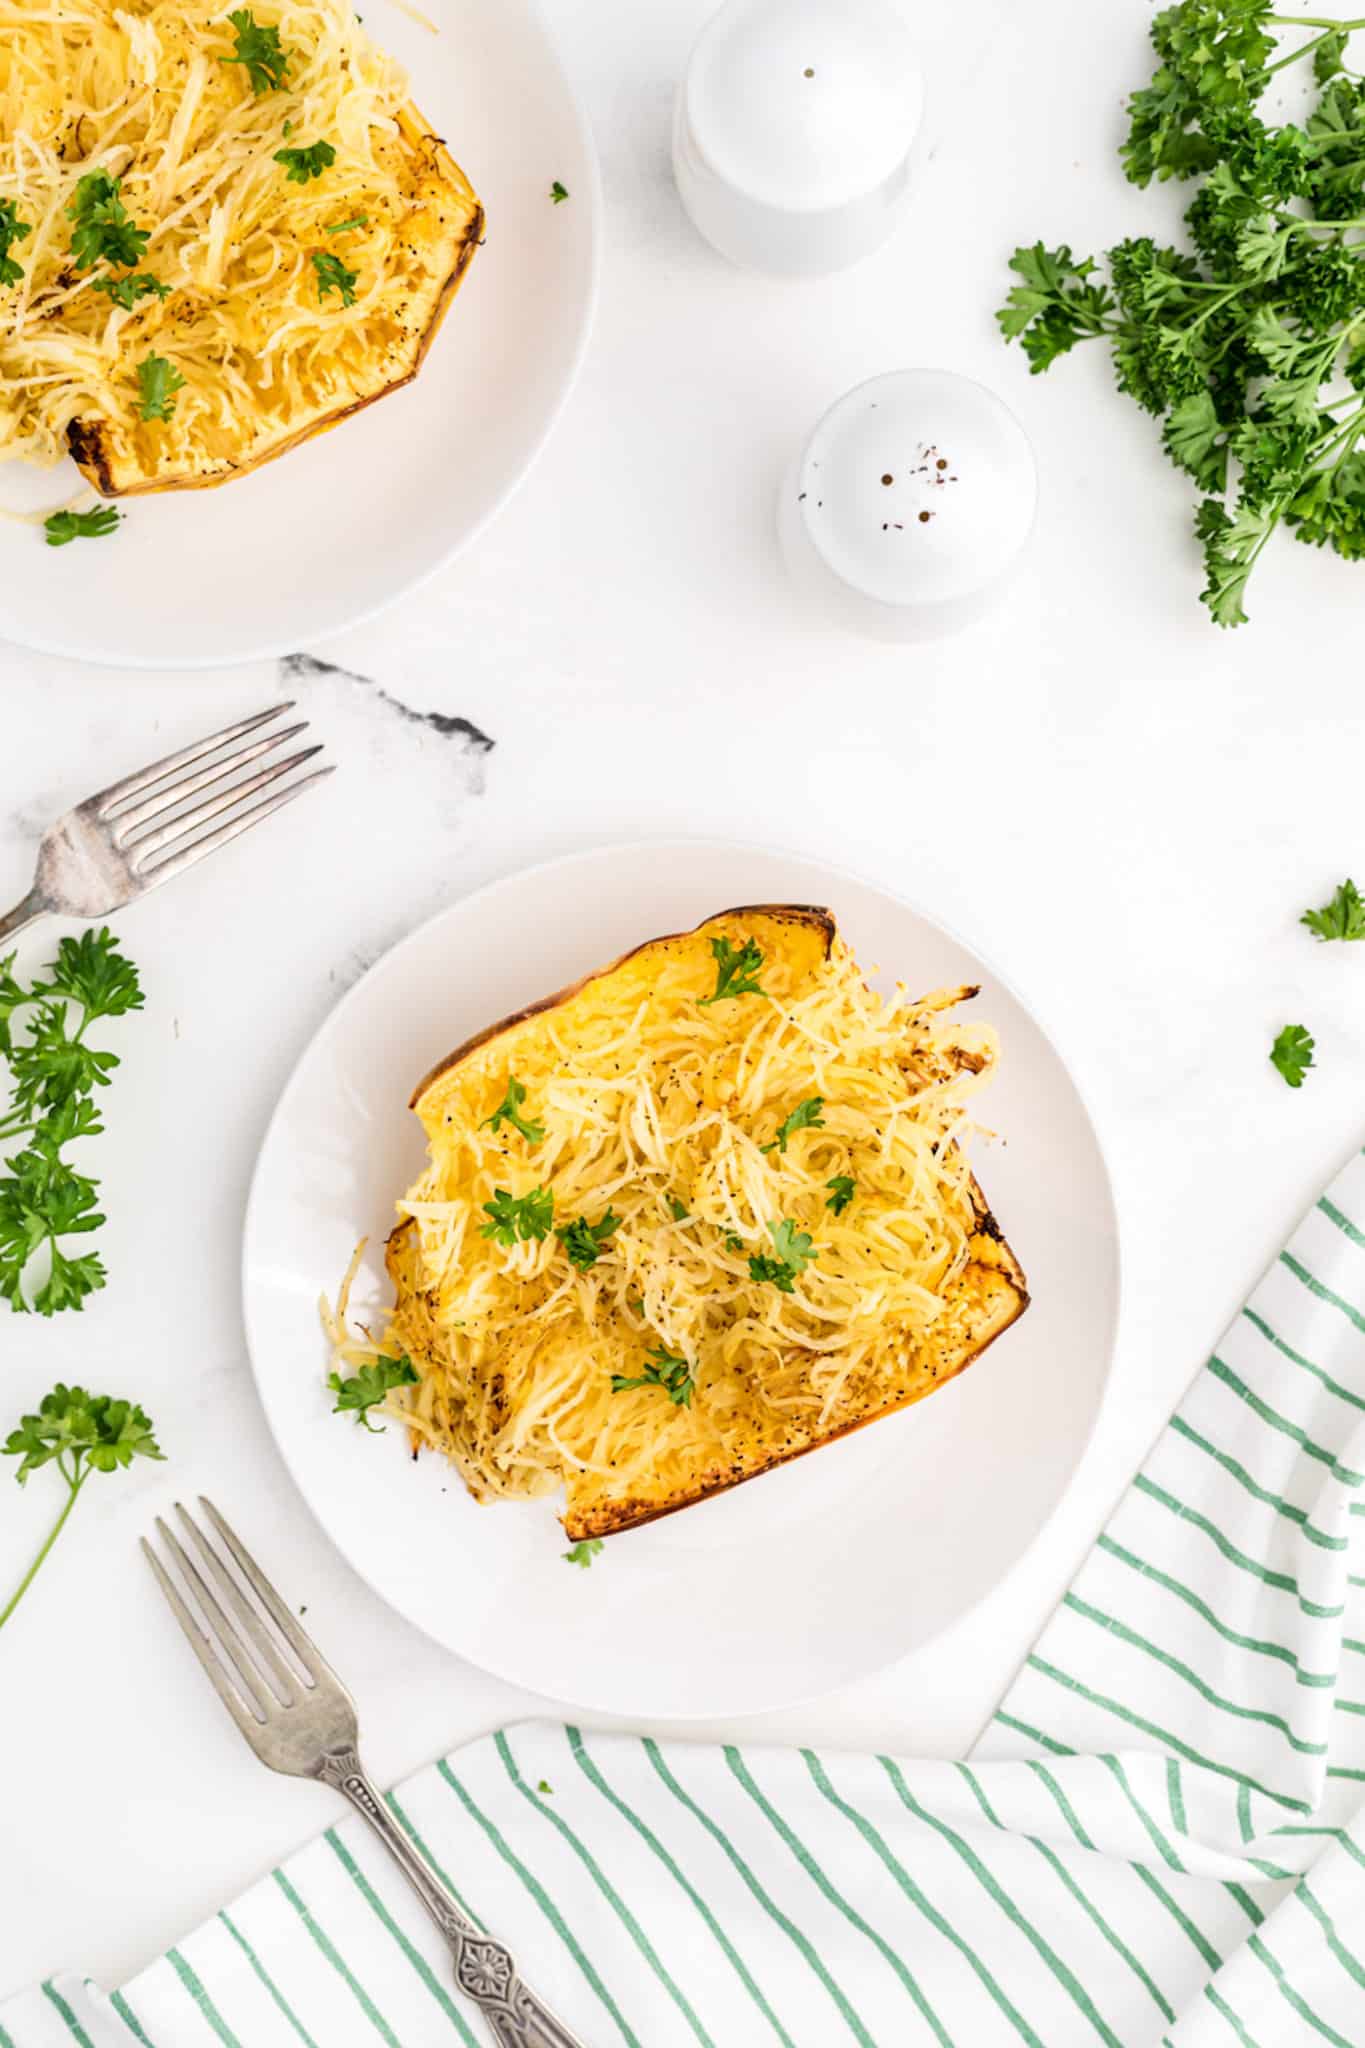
[778,369,1039,639]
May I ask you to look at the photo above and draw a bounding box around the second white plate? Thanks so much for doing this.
[0,0,600,669]
[242,841,1120,1718]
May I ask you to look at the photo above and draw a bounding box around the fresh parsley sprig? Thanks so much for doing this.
[313,250,358,307]
[761,1095,825,1154]
[1271,1022,1316,1087]
[44,507,121,547]
[998,2,1365,625]
[480,1185,554,1246]
[557,1209,621,1270]
[611,1346,695,1406]
[825,1174,856,1215]
[0,930,143,1314]
[221,8,292,93]
[1303,877,1365,939]
[481,1076,545,1146]
[2,1384,164,1629]
[698,935,768,1006]
[748,1218,818,1293]
[328,1353,418,1431]
[92,271,170,311]
[275,141,337,184]
[0,199,33,289]
[66,172,150,271]
[136,353,185,422]
[563,1537,603,1567]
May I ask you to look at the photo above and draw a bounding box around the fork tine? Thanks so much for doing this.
[108,723,311,839]
[133,766,334,887]
[175,1503,301,1705]
[92,703,295,819]
[141,1536,264,1737]
[154,1514,277,1718]
[199,1498,334,1685]
[127,746,325,866]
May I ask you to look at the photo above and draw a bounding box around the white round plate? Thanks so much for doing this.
[243,842,1120,1719]
[0,0,600,671]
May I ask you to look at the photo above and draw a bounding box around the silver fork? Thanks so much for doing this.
[0,703,332,947]
[143,1499,588,2048]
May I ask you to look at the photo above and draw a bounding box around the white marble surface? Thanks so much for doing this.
[5,0,1365,2002]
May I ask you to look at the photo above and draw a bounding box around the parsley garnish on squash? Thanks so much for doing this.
[1303,879,1365,941]
[136,353,185,422]
[611,1346,695,1406]
[698,935,768,1005]
[0,199,32,289]
[66,172,150,271]
[481,1075,545,1146]
[221,8,292,93]
[0,929,143,1312]
[557,1209,621,1270]
[825,1174,856,1215]
[313,249,358,307]
[761,1095,825,1154]
[328,1354,418,1431]
[44,507,121,547]
[749,1218,818,1292]
[480,1186,555,1246]
[997,1,1365,626]
[326,214,370,235]
[2,1384,164,1629]
[92,272,170,311]
[1271,1023,1315,1088]
[275,141,337,184]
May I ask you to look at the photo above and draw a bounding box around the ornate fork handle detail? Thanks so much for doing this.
[319,1749,587,2048]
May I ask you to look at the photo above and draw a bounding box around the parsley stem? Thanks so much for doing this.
[0,1469,83,1630]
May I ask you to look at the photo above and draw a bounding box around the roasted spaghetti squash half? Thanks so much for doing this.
[329,907,1029,1541]
[0,1,482,495]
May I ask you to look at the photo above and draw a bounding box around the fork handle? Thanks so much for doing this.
[0,890,46,949]
[320,1750,589,2048]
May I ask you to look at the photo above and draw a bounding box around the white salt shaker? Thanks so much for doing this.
[673,0,924,274]
[778,369,1038,640]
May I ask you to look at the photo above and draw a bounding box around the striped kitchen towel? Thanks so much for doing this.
[12,1151,1365,2047]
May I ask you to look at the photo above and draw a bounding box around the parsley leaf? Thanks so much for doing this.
[481,1075,545,1146]
[0,199,33,289]
[537,1779,554,1794]
[480,1185,554,1246]
[327,1353,418,1431]
[66,172,150,271]
[313,250,358,307]
[221,8,292,93]
[551,181,570,204]
[697,935,769,1006]
[0,930,142,1313]
[563,1537,603,1568]
[1302,878,1365,941]
[275,141,337,184]
[326,214,369,234]
[136,353,185,423]
[44,507,121,547]
[556,1208,621,1270]
[92,271,170,311]
[668,1195,689,1221]
[1271,1022,1315,1088]
[761,1095,825,1154]
[748,1217,818,1292]
[2,1383,164,1629]
[825,1174,856,1215]
[611,1346,695,1406]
